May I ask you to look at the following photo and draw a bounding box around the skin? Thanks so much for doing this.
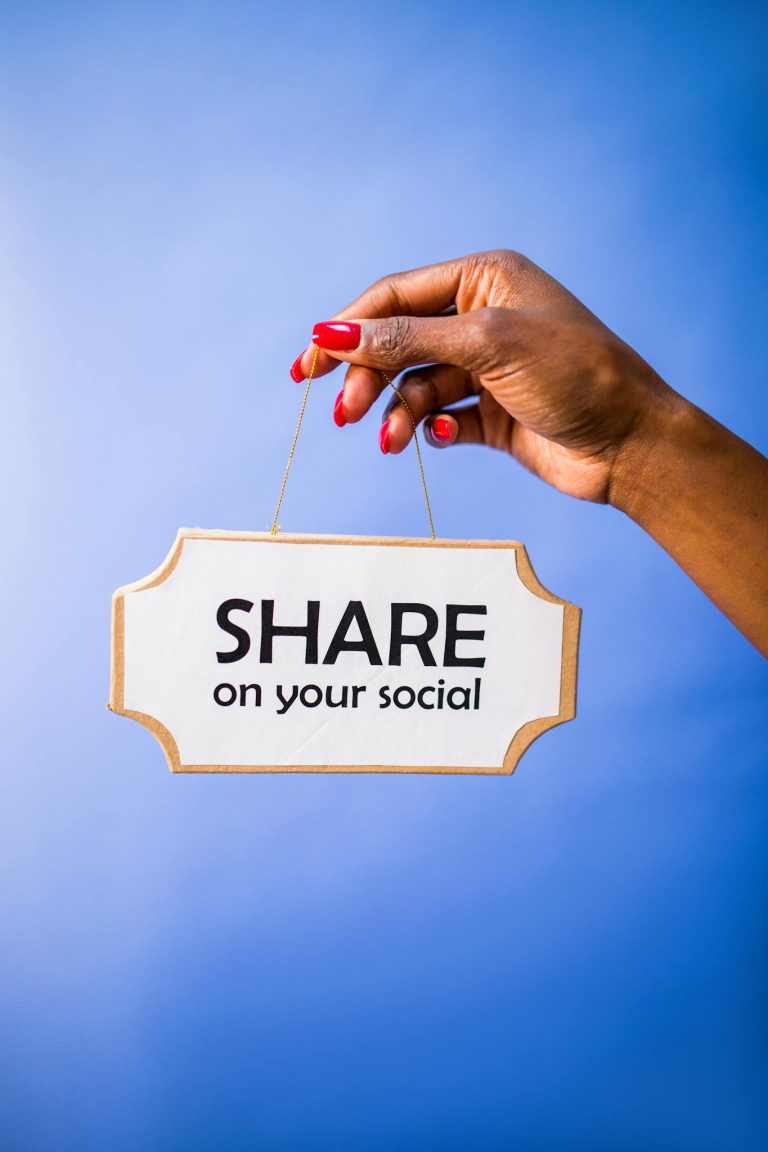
[293,250,768,656]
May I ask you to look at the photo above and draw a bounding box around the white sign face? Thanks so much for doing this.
[109,531,580,775]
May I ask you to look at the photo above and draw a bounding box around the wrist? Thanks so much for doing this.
[606,373,768,656]
[607,384,704,523]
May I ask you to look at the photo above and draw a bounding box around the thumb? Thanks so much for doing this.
[311,310,502,374]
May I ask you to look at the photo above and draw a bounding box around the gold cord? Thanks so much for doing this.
[380,373,436,542]
[271,347,319,535]
[271,354,436,541]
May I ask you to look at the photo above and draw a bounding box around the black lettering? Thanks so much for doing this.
[447,686,471,710]
[216,599,254,663]
[275,684,299,714]
[239,683,262,707]
[444,605,487,667]
[300,684,322,708]
[393,685,416,709]
[213,682,237,706]
[417,685,435,709]
[325,685,349,708]
[261,600,319,664]
[322,601,382,665]
[389,604,438,666]
[379,686,391,709]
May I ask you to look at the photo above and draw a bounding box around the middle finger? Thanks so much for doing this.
[380,364,476,454]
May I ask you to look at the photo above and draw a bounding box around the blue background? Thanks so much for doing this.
[2,2,767,1148]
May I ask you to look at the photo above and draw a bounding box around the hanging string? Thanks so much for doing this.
[271,347,319,535]
[270,352,436,541]
[380,372,436,542]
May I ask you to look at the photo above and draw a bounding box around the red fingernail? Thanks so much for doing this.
[312,321,361,351]
[431,416,453,443]
[379,420,390,454]
[333,390,347,427]
[289,354,305,382]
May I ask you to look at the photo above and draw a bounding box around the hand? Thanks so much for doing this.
[290,250,768,655]
[290,250,674,505]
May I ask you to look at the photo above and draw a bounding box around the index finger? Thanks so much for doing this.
[292,256,468,381]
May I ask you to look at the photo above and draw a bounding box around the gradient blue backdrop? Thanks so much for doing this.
[1,2,767,1149]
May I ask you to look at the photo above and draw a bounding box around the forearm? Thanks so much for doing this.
[610,390,768,656]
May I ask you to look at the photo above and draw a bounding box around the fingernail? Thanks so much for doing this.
[289,354,305,383]
[429,415,454,445]
[312,321,361,351]
[379,420,390,454]
[333,390,347,427]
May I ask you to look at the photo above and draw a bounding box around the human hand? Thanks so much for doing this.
[290,250,768,653]
[290,250,676,505]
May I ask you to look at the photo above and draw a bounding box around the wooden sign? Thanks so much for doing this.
[109,530,580,775]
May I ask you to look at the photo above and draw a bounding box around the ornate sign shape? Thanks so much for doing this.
[109,531,580,774]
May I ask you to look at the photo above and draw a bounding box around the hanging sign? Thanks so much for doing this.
[109,530,580,774]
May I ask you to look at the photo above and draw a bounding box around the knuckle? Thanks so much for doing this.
[401,370,439,411]
[463,250,534,311]
[372,314,413,358]
[485,248,531,275]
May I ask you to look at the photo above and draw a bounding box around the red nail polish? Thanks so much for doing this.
[312,321,361,351]
[333,390,347,427]
[431,416,453,443]
[290,354,305,382]
[379,420,390,454]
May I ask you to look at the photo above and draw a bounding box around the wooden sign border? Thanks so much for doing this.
[109,530,581,775]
